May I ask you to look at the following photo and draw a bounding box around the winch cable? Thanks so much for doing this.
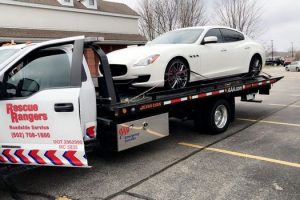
[126,80,166,103]
[126,67,267,104]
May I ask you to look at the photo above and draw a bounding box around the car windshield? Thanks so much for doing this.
[0,49,19,64]
[150,29,204,44]
[291,61,299,65]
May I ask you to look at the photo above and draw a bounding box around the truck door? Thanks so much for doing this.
[0,36,89,167]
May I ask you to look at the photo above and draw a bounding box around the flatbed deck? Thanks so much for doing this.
[97,75,283,118]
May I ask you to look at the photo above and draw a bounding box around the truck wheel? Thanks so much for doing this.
[204,99,231,134]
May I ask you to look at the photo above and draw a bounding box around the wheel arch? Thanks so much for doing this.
[167,56,191,68]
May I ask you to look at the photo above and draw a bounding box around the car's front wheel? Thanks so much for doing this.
[164,59,190,90]
[296,67,300,72]
[249,56,262,76]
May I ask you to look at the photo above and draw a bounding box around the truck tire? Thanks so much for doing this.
[195,99,231,134]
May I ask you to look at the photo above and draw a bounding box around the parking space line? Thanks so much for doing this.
[268,104,300,108]
[237,118,300,127]
[178,142,300,168]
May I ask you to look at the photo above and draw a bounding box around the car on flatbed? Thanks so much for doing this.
[0,36,282,168]
[107,26,266,89]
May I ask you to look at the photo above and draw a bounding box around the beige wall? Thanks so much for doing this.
[0,2,139,35]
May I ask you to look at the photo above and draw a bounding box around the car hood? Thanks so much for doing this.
[107,44,177,65]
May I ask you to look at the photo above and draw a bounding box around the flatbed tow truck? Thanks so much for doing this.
[0,36,283,169]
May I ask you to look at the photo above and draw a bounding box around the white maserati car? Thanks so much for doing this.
[107,26,265,89]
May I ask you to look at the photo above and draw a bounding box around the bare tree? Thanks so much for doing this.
[179,0,208,28]
[138,0,156,40]
[215,0,263,38]
[138,0,208,40]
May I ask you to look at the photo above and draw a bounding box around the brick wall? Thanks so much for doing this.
[84,45,127,78]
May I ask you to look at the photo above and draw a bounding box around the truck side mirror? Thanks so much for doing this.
[17,78,40,97]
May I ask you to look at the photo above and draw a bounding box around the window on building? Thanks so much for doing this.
[80,0,97,9]
[89,0,94,6]
[57,0,73,6]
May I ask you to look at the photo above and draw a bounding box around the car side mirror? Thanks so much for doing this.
[203,36,218,44]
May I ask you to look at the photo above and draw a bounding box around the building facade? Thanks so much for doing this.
[0,0,147,76]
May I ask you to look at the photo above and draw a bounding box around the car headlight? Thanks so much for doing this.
[134,54,160,67]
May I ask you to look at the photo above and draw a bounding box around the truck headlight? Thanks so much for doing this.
[134,54,160,67]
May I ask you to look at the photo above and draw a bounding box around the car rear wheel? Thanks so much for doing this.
[249,56,262,76]
[165,59,190,90]
[296,67,300,72]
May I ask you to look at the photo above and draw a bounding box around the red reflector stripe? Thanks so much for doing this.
[171,98,182,104]
[45,150,64,166]
[3,149,18,163]
[198,93,207,98]
[63,151,84,167]
[15,149,31,164]
[0,155,6,163]
[29,150,47,165]
[212,91,220,95]
[244,84,252,89]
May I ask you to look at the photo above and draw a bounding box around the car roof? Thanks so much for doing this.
[175,26,245,34]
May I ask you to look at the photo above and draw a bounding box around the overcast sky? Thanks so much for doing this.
[107,0,300,52]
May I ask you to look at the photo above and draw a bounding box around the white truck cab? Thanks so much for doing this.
[0,36,96,167]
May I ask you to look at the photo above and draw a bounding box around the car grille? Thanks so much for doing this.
[100,64,128,77]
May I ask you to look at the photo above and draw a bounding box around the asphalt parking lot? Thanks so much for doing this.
[1,66,299,200]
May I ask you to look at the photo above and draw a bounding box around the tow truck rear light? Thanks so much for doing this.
[86,126,96,138]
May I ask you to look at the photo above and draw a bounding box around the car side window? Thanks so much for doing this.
[220,29,245,43]
[3,49,71,98]
[204,29,224,43]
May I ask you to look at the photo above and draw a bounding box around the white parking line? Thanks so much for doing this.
[269,104,300,108]
[237,118,300,127]
[179,143,300,168]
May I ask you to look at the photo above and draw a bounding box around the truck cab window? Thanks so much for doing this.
[3,49,71,98]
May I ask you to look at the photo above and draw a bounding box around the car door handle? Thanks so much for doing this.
[245,47,250,50]
[54,103,74,112]
[221,49,227,52]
